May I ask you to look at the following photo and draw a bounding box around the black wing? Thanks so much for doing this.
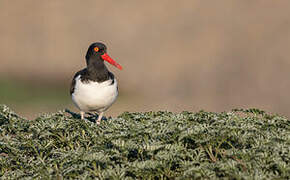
[70,68,88,95]
[108,71,115,85]
[70,69,115,95]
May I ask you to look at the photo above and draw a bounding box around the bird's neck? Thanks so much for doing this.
[87,58,109,82]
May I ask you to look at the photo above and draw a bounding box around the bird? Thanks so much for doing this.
[70,42,122,124]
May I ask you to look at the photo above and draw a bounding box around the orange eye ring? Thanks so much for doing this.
[94,47,99,52]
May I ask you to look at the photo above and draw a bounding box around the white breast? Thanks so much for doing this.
[72,75,118,112]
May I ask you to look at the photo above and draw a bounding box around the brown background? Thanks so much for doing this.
[1,1,290,118]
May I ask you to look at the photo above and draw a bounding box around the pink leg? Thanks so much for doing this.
[96,112,104,124]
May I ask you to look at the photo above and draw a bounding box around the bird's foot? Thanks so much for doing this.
[80,111,85,120]
[96,112,104,125]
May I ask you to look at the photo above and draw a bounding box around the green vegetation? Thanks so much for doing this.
[0,79,70,105]
[0,105,289,179]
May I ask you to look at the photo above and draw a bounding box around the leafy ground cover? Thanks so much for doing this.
[0,104,289,179]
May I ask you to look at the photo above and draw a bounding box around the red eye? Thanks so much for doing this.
[94,47,99,52]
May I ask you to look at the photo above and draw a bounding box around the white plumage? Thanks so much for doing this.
[72,75,118,113]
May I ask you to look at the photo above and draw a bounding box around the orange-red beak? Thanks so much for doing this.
[101,53,123,70]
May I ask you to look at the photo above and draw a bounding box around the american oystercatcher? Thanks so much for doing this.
[70,42,122,124]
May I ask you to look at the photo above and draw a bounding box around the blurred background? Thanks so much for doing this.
[1,1,290,119]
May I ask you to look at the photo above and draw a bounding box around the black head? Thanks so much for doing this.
[85,42,107,61]
[84,42,123,70]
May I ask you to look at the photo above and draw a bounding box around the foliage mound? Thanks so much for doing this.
[0,104,289,179]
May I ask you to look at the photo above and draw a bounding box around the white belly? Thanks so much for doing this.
[72,75,118,112]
